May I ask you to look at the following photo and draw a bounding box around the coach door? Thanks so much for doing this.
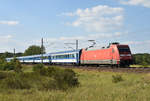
[111,48,116,64]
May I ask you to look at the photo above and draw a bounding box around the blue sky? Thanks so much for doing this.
[0,0,150,53]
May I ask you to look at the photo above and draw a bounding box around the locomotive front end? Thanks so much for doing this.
[117,45,132,66]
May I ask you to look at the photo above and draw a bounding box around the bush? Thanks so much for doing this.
[1,73,31,89]
[57,69,79,87]
[35,66,79,90]
[112,74,124,83]
[33,64,44,72]
[0,58,22,72]
[11,58,22,72]
[0,58,13,70]
[41,78,58,90]
[0,72,47,90]
[3,62,13,70]
[52,68,79,90]
[0,59,7,70]
[0,71,11,80]
[0,66,79,91]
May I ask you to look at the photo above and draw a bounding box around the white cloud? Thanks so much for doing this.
[122,40,150,53]
[61,12,75,16]
[64,5,124,32]
[40,32,123,52]
[0,35,13,43]
[46,32,122,42]
[43,35,150,53]
[120,0,150,8]
[123,40,150,45]
[1,34,150,53]
[0,21,19,25]
[0,35,31,53]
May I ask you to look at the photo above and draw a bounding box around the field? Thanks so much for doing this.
[1,66,150,101]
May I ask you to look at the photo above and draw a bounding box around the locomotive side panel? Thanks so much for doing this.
[80,48,118,65]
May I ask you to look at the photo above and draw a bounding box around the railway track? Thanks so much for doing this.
[50,65,150,73]
[24,64,150,73]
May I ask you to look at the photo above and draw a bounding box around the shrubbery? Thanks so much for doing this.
[0,58,22,72]
[33,64,44,72]
[0,59,79,90]
[112,74,124,83]
[0,65,79,91]
[1,73,31,89]
[36,66,79,90]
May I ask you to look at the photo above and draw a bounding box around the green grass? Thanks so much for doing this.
[130,65,150,67]
[1,66,150,101]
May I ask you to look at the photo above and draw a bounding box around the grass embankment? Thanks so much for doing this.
[1,66,150,101]
[130,65,150,68]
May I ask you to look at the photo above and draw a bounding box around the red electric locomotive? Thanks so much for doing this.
[80,42,132,67]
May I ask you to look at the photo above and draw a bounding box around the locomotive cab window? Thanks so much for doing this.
[118,47,130,53]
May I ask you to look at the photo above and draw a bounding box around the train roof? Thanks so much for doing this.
[84,43,129,51]
[6,53,51,60]
[6,49,81,60]
[50,49,81,55]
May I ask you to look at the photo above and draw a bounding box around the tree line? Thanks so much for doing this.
[0,45,45,59]
[132,53,150,65]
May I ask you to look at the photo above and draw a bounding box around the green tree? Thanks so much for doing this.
[0,52,23,59]
[0,52,13,59]
[24,45,45,56]
[133,53,150,65]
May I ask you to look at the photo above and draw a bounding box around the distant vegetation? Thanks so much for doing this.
[0,45,45,59]
[24,45,45,56]
[0,52,23,59]
[132,53,150,66]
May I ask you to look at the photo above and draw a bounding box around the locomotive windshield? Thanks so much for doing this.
[118,47,131,53]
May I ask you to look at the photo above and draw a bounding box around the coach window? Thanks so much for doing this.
[72,54,75,58]
[63,55,65,59]
[61,55,63,59]
[64,55,66,59]
[70,54,72,58]
[62,55,64,59]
